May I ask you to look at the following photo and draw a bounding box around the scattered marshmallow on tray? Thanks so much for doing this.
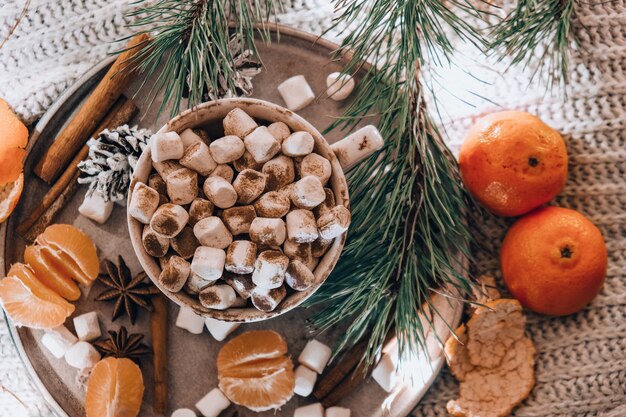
[326,407,351,417]
[195,387,231,417]
[41,325,77,359]
[278,75,316,111]
[79,191,114,224]
[294,365,318,397]
[64,341,101,369]
[171,408,197,417]
[330,125,384,170]
[205,317,241,341]
[298,339,332,374]
[135,106,356,313]
[175,306,206,335]
[73,311,101,342]
[294,403,325,417]
[326,72,355,101]
[372,352,398,393]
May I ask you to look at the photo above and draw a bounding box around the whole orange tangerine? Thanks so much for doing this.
[500,206,607,316]
[459,111,568,217]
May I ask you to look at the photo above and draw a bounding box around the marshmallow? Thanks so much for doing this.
[209,164,235,183]
[191,247,226,281]
[294,403,324,417]
[251,285,286,312]
[180,141,217,176]
[166,167,198,205]
[372,352,398,392]
[203,176,238,209]
[249,217,287,246]
[171,408,197,417]
[223,108,257,138]
[73,311,101,342]
[185,272,215,295]
[284,240,312,261]
[129,182,160,224]
[291,176,326,209]
[176,306,205,334]
[193,217,233,249]
[267,121,291,143]
[189,197,214,226]
[317,206,351,239]
[233,169,266,204]
[79,191,114,224]
[331,125,384,170]
[314,188,336,218]
[252,250,289,289]
[326,72,355,101]
[225,240,257,274]
[311,237,333,258]
[152,131,184,162]
[282,131,315,157]
[262,155,295,191]
[149,173,168,195]
[244,126,281,163]
[171,226,201,259]
[41,325,77,359]
[300,153,332,185]
[326,407,351,417]
[277,75,315,111]
[193,128,211,144]
[209,135,246,164]
[150,204,189,238]
[195,387,231,417]
[294,365,318,397]
[199,284,237,310]
[232,150,263,171]
[205,318,240,341]
[64,341,101,369]
[285,260,315,291]
[153,160,184,179]
[276,183,296,202]
[298,339,332,374]
[158,255,190,292]
[180,128,207,149]
[254,191,291,218]
[286,209,319,243]
[222,205,256,235]
[222,272,255,299]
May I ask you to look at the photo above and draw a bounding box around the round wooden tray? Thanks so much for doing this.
[1,26,462,417]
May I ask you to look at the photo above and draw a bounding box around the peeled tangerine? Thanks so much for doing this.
[0,98,28,186]
[459,111,567,217]
[0,264,74,329]
[86,357,144,417]
[217,330,294,412]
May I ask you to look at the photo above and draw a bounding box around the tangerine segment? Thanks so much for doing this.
[0,99,28,151]
[8,263,74,317]
[0,147,26,186]
[217,330,288,372]
[0,276,74,329]
[42,246,92,286]
[0,173,23,223]
[85,357,144,417]
[24,245,81,301]
[36,224,99,281]
[219,366,295,412]
[217,330,294,412]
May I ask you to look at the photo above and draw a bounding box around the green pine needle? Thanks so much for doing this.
[490,0,576,86]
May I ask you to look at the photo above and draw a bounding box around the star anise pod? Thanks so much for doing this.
[93,327,152,363]
[95,256,160,324]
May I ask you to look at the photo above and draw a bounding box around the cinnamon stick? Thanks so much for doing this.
[34,33,149,183]
[17,96,138,241]
[150,294,169,414]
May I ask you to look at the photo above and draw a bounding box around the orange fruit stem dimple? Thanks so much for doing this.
[217,330,294,412]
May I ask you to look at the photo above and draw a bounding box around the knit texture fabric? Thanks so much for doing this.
[1,1,625,416]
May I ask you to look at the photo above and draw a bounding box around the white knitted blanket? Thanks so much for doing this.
[1,1,625,416]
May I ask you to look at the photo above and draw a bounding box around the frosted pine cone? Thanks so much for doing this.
[78,125,152,202]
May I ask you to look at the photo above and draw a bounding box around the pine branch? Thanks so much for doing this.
[121,0,276,117]
[490,0,576,86]
[307,0,483,366]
